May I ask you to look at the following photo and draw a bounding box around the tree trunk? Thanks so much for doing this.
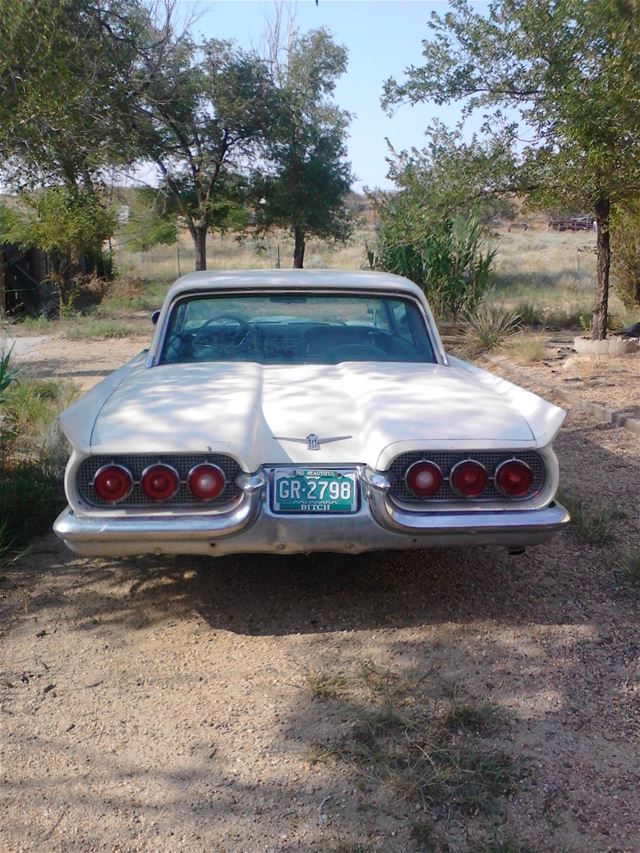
[68,244,86,282]
[194,226,207,271]
[592,196,611,341]
[293,227,305,269]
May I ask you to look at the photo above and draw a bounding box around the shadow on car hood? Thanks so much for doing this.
[85,360,537,468]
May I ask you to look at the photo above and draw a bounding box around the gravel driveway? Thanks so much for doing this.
[1,339,639,852]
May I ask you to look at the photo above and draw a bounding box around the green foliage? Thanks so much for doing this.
[611,203,640,309]
[1,377,78,467]
[373,213,496,321]
[121,191,177,253]
[254,27,353,267]
[382,0,640,340]
[0,464,63,554]
[135,34,278,269]
[0,374,77,556]
[0,0,157,191]
[0,188,116,258]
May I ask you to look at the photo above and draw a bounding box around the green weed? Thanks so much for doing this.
[626,555,640,587]
[63,319,138,340]
[306,670,348,700]
[560,492,617,547]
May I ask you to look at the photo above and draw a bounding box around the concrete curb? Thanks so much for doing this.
[486,355,640,439]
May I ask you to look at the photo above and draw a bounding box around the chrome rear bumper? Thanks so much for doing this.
[54,466,570,557]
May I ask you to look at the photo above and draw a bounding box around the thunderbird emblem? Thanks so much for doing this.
[275,433,352,451]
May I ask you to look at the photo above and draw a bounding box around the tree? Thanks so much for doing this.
[0,187,117,293]
[0,0,167,192]
[383,0,640,339]
[0,0,176,286]
[135,36,276,270]
[254,28,353,268]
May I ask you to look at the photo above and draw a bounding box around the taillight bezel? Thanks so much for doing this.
[187,463,226,501]
[405,460,444,498]
[140,463,180,502]
[92,464,134,504]
[449,459,489,499]
[495,458,534,498]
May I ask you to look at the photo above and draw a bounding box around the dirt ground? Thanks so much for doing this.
[501,333,640,420]
[1,330,639,852]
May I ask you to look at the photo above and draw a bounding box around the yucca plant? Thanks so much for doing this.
[0,347,15,405]
[463,298,522,354]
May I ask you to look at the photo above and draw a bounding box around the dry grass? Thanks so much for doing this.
[307,660,521,840]
[493,230,630,325]
[113,226,376,282]
[506,333,548,363]
[627,555,640,587]
[110,226,632,330]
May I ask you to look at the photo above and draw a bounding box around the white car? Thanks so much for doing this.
[54,270,569,557]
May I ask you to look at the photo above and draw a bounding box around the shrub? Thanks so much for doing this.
[1,377,77,468]
[560,492,616,547]
[0,464,64,554]
[0,374,76,556]
[372,213,496,321]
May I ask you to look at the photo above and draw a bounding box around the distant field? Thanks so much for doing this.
[113,225,377,282]
[112,223,631,327]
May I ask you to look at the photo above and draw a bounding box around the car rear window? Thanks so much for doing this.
[159,292,436,365]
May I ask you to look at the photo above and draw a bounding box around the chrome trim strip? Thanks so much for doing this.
[54,486,263,544]
[152,288,442,367]
[368,487,570,535]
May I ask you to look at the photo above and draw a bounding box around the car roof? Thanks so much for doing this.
[165,269,426,301]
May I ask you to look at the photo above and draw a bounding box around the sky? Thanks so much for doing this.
[177,0,485,191]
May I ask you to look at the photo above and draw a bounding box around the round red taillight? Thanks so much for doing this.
[140,463,180,502]
[92,464,133,503]
[187,463,226,501]
[405,460,443,498]
[450,460,488,498]
[495,459,534,497]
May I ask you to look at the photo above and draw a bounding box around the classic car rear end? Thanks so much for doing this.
[54,270,569,557]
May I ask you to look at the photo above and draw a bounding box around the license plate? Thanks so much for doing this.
[271,469,358,513]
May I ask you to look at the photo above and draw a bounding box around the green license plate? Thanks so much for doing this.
[271,469,358,513]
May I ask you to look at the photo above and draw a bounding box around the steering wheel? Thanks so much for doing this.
[197,314,250,334]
